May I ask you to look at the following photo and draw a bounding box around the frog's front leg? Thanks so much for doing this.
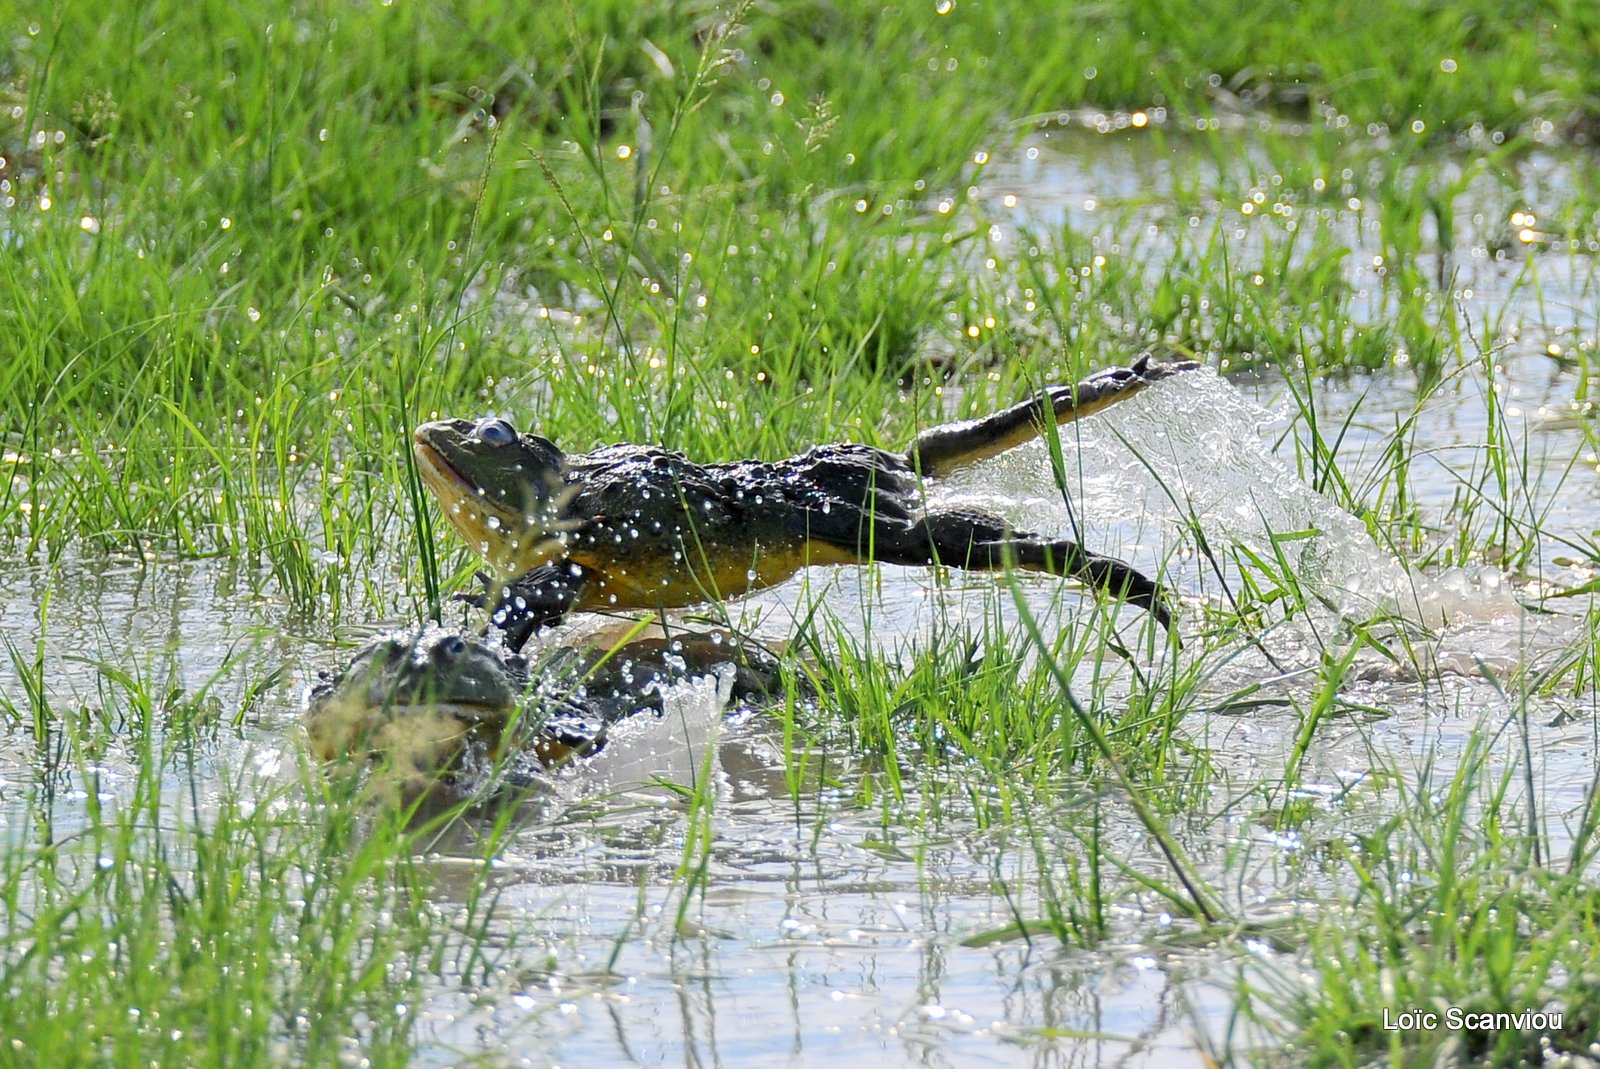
[483,561,591,652]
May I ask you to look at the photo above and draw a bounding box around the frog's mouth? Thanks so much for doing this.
[304,683,513,764]
[412,433,565,573]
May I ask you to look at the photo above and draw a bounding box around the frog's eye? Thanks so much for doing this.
[475,418,518,446]
[434,635,469,661]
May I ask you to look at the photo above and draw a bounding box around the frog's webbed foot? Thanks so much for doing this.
[1041,352,1201,423]
[1052,545,1176,636]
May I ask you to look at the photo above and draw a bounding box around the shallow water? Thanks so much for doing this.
[0,556,1236,1066]
[988,121,1600,338]
[4,126,1600,1066]
[408,741,1243,1067]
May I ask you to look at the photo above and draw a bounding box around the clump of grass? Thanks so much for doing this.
[1244,730,1600,1066]
[796,602,1201,793]
[0,662,502,1068]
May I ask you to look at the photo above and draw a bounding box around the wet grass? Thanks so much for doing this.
[0,662,461,1067]
[1247,727,1600,1066]
[3,0,1600,1065]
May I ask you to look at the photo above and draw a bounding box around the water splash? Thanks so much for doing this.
[552,668,732,797]
[939,369,1520,630]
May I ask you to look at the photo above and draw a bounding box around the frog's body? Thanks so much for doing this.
[414,356,1196,649]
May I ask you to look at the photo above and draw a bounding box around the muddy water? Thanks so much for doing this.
[4,128,1600,1066]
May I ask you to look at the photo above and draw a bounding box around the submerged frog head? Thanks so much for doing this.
[412,417,572,574]
[304,621,803,802]
[304,625,526,777]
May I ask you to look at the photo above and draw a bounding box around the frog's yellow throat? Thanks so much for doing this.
[412,438,568,574]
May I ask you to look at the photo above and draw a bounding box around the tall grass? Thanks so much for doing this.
[6,0,1599,599]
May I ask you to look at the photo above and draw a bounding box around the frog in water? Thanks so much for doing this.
[305,622,793,800]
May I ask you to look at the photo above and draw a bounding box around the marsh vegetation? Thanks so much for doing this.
[3,2,1600,1065]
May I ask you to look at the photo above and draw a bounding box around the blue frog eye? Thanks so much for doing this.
[475,418,518,446]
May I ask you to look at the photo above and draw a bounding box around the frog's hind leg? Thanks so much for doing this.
[905,355,1199,479]
[873,507,1176,634]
